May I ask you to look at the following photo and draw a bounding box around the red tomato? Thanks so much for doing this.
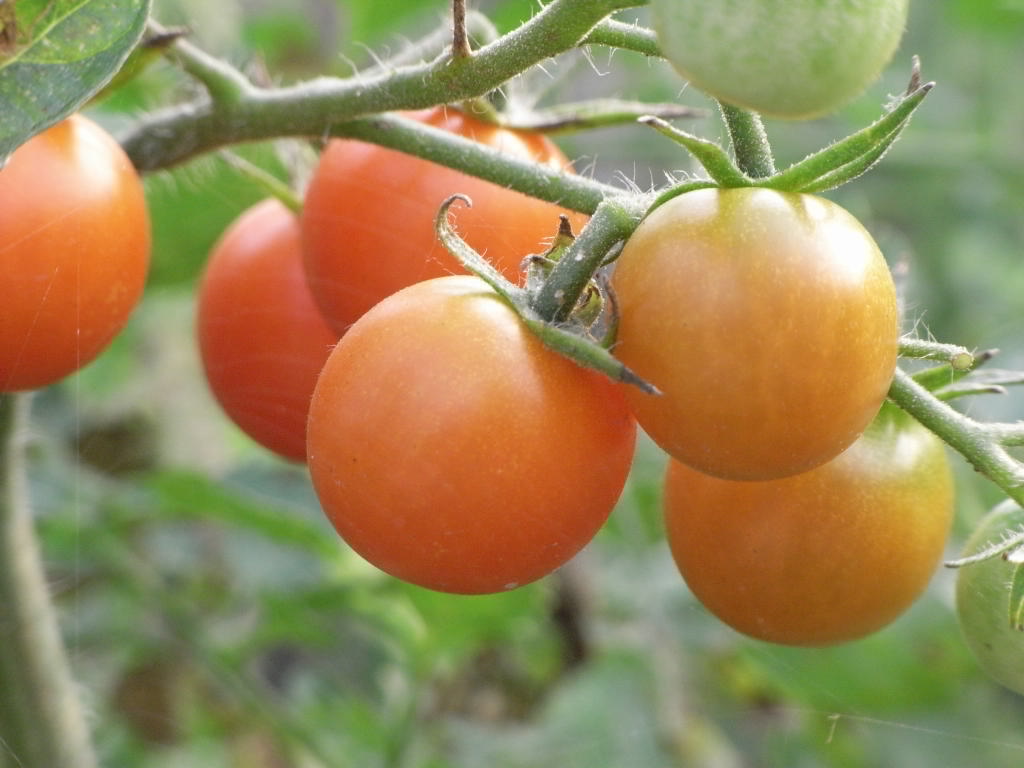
[612,187,898,481]
[197,199,338,461]
[306,275,636,594]
[300,106,588,333]
[0,114,150,392]
[663,404,954,646]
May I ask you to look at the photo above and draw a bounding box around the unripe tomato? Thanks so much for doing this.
[663,404,954,646]
[301,106,588,333]
[651,0,910,119]
[306,275,636,594]
[956,500,1024,696]
[0,114,150,392]
[612,187,898,481]
[197,199,338,462]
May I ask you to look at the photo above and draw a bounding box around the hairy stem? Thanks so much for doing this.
[718,102,776,178]
[888,369,1024,507]
[532,197,646,322]
[123,0,645,171]
[0,394,97,768]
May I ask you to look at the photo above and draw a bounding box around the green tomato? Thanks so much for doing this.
[955,500,1024,696]
[651,0,910,119]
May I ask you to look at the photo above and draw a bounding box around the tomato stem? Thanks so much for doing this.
[900,336,977,370]
[0,394,98,768]
[718,102,777,178]
[580,18,662,57]
[888,369,1024,509]
[452,0,472,58]
[532,198,644,323]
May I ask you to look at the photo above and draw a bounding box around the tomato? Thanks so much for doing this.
[306,275,636,594]
[955,500,1024,696]
[197,199,338,462]
[300,106,588,334]
[0,114,150,392]
[663,404,954,646]
[651,0,909,119]
[611,187,898,481]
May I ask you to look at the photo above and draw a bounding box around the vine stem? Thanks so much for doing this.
[887,369,1024,508]
[0,394,97,768]
[123,0,646,171]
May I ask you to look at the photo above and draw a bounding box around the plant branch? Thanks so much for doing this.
[328,112,618,214]
[506,98,705,134]
[123,0,647,171]
[0,394,97,768]
[888,369,1024,508]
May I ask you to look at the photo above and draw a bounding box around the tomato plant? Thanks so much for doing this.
[196,198,338,462]
[955,500,1024,696]
[662,403,953,646]
[651,0,910,119]
[306,275,636,594]
[300,106,589,333]
[611,187,899,481]
[0,114,150,392]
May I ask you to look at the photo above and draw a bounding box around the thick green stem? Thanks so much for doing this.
[888,369,1024,508]
[718,102,776,178]
[122,0,645,171]
[0,394,97,768]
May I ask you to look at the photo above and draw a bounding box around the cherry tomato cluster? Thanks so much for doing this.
[189,100,961,640]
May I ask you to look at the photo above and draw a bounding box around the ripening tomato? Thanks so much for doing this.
[0,114,150,392]
[300,106,588,333]
[612,187,898,481]
[956,500,1024,696]
[197,199,338,462]
[651,0,910,119]
[306,275,636,594]
[663,404,954,646]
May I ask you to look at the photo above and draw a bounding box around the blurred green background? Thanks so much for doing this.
[32,0,1024,766]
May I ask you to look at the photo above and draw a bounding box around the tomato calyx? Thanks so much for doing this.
[644,58,933,208]
[434,194,658,394]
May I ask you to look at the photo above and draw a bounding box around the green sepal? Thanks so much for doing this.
[762,61,933,193]
[434,195,657,394]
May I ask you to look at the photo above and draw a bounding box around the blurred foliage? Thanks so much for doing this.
[22,0,1024,766]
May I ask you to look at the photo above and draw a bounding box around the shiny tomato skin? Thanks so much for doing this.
[663,405,954,646]
[652,0,909,119]
[197,199,338,462]
[306,275,637,594]
[955,501,1024,696]
[300,106,588,334]
[612,187,898,481]
[0,114,150,392]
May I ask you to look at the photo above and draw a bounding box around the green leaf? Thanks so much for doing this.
[0,0,151,159]
[144,469,341,559]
